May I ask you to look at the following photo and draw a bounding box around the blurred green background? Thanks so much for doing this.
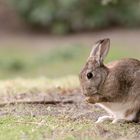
[0,42,139,79]
[9,0,140,34]
[0,0,139,79]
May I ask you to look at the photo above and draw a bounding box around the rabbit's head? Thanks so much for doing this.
[79,39,110,101]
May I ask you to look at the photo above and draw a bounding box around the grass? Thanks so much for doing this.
[0,45,88,78]
[0,116,96,140]
[0,44,139,79]
[0,115,139,140]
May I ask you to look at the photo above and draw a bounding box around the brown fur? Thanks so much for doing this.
[79,39,140,122]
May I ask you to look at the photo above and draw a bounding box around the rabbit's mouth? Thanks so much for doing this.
[83,89,99,97]
[84,93,99,97]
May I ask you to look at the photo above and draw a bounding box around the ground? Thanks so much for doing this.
[0,77,139,140]
[0,30,139,139]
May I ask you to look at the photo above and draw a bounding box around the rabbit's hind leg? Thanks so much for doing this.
[112,108,139,124]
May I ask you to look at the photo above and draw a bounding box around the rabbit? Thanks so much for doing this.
[79,38,140,123]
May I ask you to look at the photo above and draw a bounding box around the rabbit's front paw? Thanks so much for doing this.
[95,116,113,123]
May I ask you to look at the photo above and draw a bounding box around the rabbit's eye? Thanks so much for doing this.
[87,72,93,79]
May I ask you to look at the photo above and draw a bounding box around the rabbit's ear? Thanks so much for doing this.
[89,39,110,64]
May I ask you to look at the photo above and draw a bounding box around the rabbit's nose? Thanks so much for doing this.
[88,88,98,95]
[87,87,94,91]
[84,92,91,96]
[83,87,97,96]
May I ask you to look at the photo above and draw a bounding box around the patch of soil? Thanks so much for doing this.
[0,89,140,140]
[0,88,105,121]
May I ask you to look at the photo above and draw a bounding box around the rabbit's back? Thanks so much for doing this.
[99,58,140,122]
[104,58,140,101]
[107,58,140,82]
[107,58,140,72]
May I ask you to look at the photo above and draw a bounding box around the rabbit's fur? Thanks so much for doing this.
[79,39,140,123]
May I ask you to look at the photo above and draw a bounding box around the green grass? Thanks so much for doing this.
[0,116,94,140]
[0,116,139,140]
[0,44,139,79]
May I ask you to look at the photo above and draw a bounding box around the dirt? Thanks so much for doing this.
[0,89,140,140]
[0,88,104,121]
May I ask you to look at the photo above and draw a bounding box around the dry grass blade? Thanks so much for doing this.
[15,120,46,126]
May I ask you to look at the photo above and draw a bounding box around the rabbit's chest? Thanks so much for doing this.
[96,102,135,120]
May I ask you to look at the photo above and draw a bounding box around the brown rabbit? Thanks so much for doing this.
[79,39,140,123]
